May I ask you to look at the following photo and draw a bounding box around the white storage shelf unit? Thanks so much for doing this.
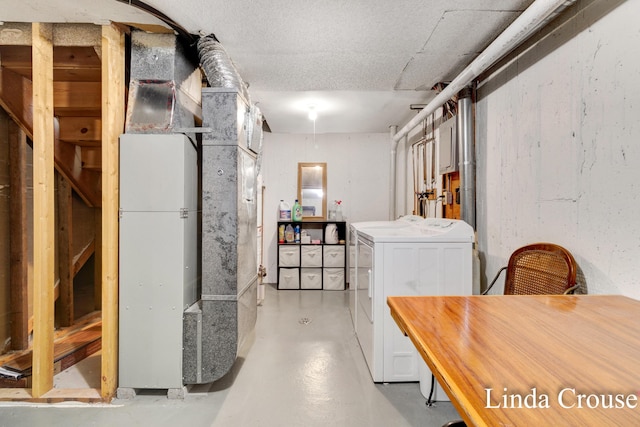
[277,221,347,290]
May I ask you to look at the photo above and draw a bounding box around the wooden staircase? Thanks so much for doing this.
[0,25,105,366]
[0,39,103,207]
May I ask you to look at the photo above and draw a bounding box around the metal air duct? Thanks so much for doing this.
[457,87,475,228]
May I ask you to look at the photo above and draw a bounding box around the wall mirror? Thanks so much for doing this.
[298,162,327,219]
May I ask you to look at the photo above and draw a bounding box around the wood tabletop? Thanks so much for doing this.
[387,295,640,427]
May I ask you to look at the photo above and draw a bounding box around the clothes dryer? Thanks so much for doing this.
[350,218,474,399]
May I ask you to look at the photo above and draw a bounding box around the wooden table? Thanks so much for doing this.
[387,295,640,427]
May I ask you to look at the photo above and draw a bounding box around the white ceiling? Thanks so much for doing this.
[1,0,535,133]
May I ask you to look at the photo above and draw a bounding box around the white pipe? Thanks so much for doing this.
[393,0,576,143]
[457,88,475,228]
[389,125,398,220]
[404,137,410,216]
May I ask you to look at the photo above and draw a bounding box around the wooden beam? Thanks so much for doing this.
[0,66,34,137]
[100,23,125,402]
[54,138,101,207]
[0,46,32,79]
[58,117,102,144]
[0,388,103,403]
[54,81,101,112]
[8,122,29,351]
[74,239,95,276]
[80,146,102,170]
[94,209,102,311]
[56,173,74,327]
[31,22,55,398]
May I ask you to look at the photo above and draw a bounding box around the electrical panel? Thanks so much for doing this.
[439,116,458,175]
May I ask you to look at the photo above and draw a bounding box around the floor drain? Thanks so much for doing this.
[299,317,312,325]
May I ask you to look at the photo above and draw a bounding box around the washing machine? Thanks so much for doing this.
[350,218,474,400]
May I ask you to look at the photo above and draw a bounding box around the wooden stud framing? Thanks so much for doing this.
[100,24,125,401]
[8,122,29,351]
[94,209,103,311]
[31,22,55,398]
[56,173,74,327]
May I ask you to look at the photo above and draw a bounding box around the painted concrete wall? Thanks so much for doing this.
[261,132,390,284]
[476,0,640,298]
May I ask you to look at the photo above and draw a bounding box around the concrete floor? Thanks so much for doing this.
[0,284,461,427]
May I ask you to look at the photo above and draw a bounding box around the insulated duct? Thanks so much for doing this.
[197,35,250,102]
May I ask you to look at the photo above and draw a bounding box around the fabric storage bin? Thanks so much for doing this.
[301,268,323,289]
[278,268,300,289]
[279,245,300,267]
[323,268,345,290]
[301,245,322,267]
[323,245,345,268]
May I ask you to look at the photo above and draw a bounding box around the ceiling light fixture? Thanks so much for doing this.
[308,105,318,121]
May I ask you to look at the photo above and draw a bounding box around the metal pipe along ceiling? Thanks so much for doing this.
[393,0,576,143]
[389,0,578,222]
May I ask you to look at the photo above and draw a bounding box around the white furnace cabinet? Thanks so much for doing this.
[352,219,473,384]
[118,134,198,390]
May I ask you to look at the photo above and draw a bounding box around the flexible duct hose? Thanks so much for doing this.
[197,34,249,101]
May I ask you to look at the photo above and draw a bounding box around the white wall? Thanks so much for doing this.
[260,132,390,283]
[476,0,640,298]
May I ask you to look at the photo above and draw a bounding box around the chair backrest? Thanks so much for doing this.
[504,243,577,295]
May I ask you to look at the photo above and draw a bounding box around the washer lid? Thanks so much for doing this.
[355,218,474,243]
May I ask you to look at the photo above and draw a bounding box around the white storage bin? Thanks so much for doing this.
[279,245,300,267]
[323,268,345,290]
[301,268,323,289]
[301,246,322,267]
[323,246,345,268]
[278,268,300,289]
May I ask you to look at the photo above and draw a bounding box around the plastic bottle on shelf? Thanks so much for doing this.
[292,199,303,222]
[285,224,294,243]
[294,224,301,243]
[279,200,291,221]
[278,224,285,243]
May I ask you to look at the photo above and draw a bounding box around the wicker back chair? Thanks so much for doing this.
[483,243,578,295]
[444,244,579,427]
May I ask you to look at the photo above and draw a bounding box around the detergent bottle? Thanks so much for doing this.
[279,200,291,221]
[292,199,303,222]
